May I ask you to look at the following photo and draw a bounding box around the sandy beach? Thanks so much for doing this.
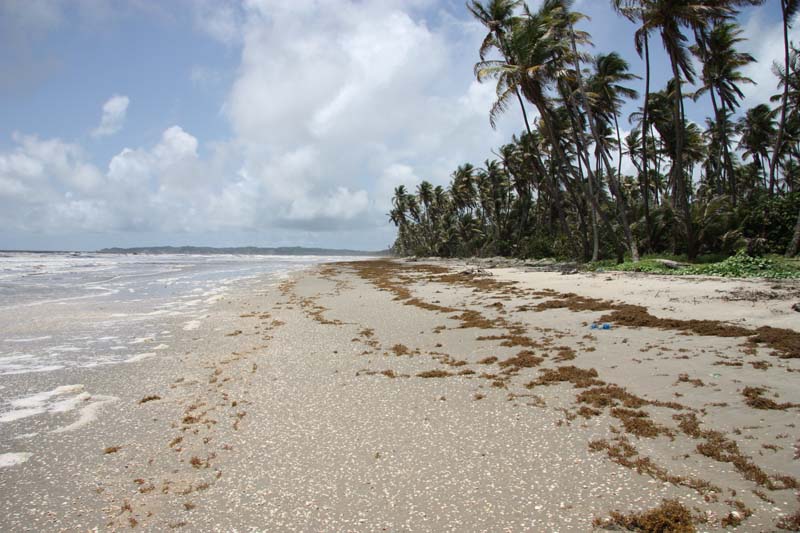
[1,258,798,531]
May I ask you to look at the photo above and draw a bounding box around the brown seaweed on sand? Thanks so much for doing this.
[593,499,698,533]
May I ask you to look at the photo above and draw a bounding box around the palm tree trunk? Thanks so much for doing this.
[613,112,625,186]
[641,33,654,250]
[561,84,622,262]
[669,51,696,259]
[569,26,639,262]
[559,81,600,261]
[581,147,600,261]
[708,88,732,200]
[770,0,791,194]
[653,128,662,205]
[515,89,534,139]
[514,86,571,245]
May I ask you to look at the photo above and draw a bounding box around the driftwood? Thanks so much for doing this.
[653,259,689,270]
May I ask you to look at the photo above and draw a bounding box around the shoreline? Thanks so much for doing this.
[1,259,798,531]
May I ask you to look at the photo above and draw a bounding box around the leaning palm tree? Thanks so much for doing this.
[589,52,641,183]
[564,5,640,262]
[692,21,755,204]
[771,44,800,186]
[639,0,734,259]
[769,0,800,189]
[474,0,577,243]
[467,0,535,134]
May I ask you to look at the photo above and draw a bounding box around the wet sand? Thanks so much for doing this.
[0,259,798,531]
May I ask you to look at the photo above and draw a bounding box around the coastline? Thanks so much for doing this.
[1,258,798,531]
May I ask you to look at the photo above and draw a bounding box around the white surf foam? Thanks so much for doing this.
[183,320,201,331]
[1,384,118,433]
[0,365,65,376]
[4,336,52,343]
[52,394,117,433]
[125,352,156,363]
[0,452,32,468]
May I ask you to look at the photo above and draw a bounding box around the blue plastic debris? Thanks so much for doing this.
[602,323,611,330]
[590,323,598,329]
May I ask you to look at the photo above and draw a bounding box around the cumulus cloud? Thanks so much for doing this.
[2,0,522,248]
[739,11,800,110]
[0,133,103,233]
[1,125,222,234]
[92,95,130,137]
[224,0,511,233]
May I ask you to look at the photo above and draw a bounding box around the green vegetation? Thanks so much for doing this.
[592,251,800,279]
[388,0,800,269]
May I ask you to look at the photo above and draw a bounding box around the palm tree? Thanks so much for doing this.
[769,0,800,190]
[450,163,477,214]
[787,208,800,257]
[738,104,777,189]
[467,0,535,133]
[389,186,413,254]
[475,0,576,240]
[612,0,656,243]
[771,44,800,185]
[589,52,641,186]
[566,10,641,262]
[639,0,733,259]
[771,40,800,256]
[692,21,755,204]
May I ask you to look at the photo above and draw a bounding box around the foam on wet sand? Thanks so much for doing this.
[0,384,118,433]
[0,453,33,468]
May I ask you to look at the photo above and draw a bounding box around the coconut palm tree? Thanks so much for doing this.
[692,21,755,204]
[567,12,640,262]
[475,0,578,240]
[467,0,535,134]
[639,0,734,259]
[769,0,800,189]
[738,104,777,189]
[589,52,641,185]
[771,43,800,186]
[450,163,477,215]
[611,0,656,241]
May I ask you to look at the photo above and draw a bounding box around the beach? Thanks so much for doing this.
[1,258,798,531]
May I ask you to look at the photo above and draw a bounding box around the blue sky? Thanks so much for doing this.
[0,0,792,251]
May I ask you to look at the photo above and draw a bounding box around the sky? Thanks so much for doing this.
[0,0,792,252]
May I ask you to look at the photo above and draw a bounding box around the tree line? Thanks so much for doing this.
[389,0,800,262]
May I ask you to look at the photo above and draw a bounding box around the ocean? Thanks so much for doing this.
[0,252,349,444]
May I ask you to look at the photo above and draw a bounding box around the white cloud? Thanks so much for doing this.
[0,133,105,233]
[286,187,370,227]
[192,0,243,45]
[2,0,523,247]
[222,0,512,233]
[91,95,130,137]
[375,163,422,213]
[740,11,800,110]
